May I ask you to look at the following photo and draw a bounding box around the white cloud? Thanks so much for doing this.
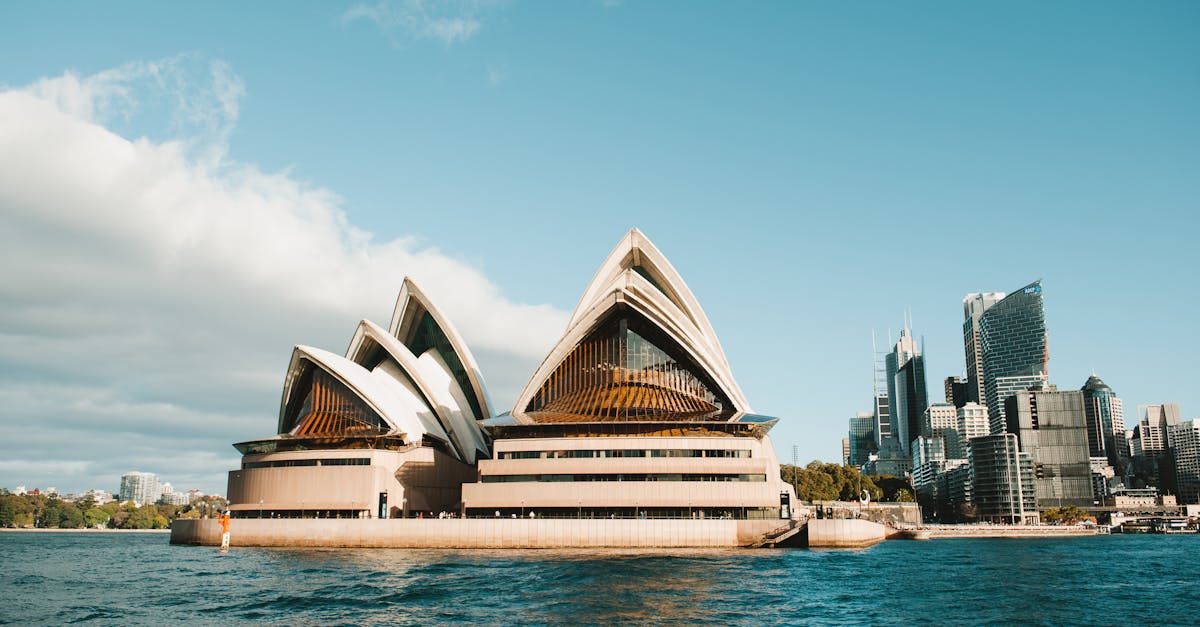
[343,0,492,46]
[0,58,567,494]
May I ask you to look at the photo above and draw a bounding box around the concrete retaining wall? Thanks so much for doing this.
[805,519,886,548]
[171,518,781,548]
[923,524,1099,538]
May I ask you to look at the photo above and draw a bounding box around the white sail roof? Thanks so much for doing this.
[513,229,752,423]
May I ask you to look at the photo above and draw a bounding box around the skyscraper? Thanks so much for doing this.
[1132,403,1181,456]
[962,291,1005,406]
[1168,420,1200,504]
[970,433,1038,524]
[1080,375,1126,465]
[957,402,990,453]
[978,281,1047,433]
[886,326,928,453]
[923,402,961,459]
[847,411,876,467]
[1004,386,1093,508]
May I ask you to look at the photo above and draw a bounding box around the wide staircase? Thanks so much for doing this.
[751,519,806,548]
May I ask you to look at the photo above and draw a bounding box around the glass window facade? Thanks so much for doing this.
[280,363,388,437]
[525,308,734,422]
[498,448,751,460]
[242,457,370,469]
[404,311,485,420]
[979,281,1047,431]
[482,473,766,483]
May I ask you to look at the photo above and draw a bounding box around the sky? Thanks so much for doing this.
[1,1,1197,496]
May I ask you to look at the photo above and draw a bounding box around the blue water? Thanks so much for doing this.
[1,532,1196,625]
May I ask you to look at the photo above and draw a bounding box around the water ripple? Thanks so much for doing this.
[2,533,1199,625]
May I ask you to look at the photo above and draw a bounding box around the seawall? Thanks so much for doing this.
[805,519,886,548]
[171,518,782,548]
[923,524,1099,538]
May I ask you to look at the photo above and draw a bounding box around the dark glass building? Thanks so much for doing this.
[1004,386,1094,509]
[886,327,928,453]
[1080,375,1127,466]
[978,281,1048,433]
[847,412,876,467]
[944,376,969,409]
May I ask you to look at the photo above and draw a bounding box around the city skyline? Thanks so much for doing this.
[2,2,1198,495]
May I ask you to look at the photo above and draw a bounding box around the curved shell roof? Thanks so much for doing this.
[272,277,491,464]
[512,229,752,424]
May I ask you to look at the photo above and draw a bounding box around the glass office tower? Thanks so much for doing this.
[978,281,1047,433]
[1081,375,1126,465]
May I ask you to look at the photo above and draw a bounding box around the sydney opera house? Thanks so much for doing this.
[226,229,796,524]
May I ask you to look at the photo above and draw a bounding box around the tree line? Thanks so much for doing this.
[781,462,915,503]
[0,491,228,529]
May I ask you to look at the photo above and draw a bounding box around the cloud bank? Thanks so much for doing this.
[0,57,567,495]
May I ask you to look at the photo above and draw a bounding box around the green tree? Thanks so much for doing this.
[84,507,111,528]
[40,499,62,528]
[1041,505,1091,525]
[58,503,84,529]
[122,505,161,529]
[869,475,915,502]
[0,494,15,527]
[77,494,97,512]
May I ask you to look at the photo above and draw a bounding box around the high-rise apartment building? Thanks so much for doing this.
[841,437,851,466]
[119,471,161,506]
[962,291,1005,406]
[1168,420,1200,504]
[911,436,947,511]
[978,281,1048,433]
[923,402,961,459]
[847,411,876,467]
[886,326,928,453]
[970,433,1038,524]
[1080,375,1126,464]
[1004,386,1093,508]
[969,430,1036,521]
[957,403,990,452]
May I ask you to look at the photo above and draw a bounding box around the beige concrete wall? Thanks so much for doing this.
[171,518,782,548]
[806,519,886,548]
[227,447,476,515]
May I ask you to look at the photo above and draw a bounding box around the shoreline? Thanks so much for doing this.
[1,527,171,533]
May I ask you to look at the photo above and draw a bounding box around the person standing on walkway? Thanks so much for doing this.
[219,510,231,551]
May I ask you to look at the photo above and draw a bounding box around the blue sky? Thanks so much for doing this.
[1,1,1197,494]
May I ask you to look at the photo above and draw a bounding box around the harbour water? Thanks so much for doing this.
[2,531,1196,625]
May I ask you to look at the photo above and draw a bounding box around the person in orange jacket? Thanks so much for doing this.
[219,511,231,551]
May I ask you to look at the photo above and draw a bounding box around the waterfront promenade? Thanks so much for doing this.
[172,517,784,548]
[920,524,1100,538]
